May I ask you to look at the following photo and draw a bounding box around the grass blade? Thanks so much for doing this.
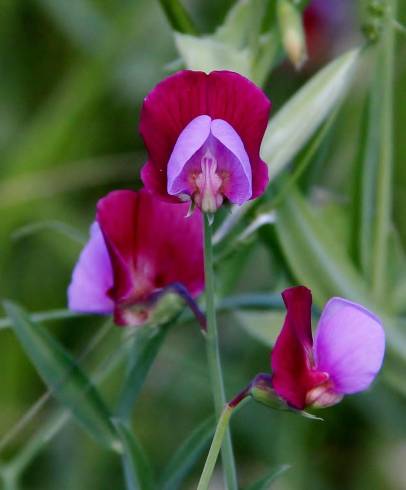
[245,464,291,490]
[160,416,215,490]
[113,420,155,490]
[262,48,361,180]
[4,301,120,451]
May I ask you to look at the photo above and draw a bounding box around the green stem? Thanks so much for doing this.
[203,215,237,490]
[197,405,234,490]
[372,0,396,299]
[158,0,198,34]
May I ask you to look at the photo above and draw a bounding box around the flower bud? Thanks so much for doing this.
[277,0,308,69]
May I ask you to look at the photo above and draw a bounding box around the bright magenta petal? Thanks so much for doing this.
[314,298,385,394]
[206,71,270,198]
[96,189,204,325]
[271,286,327,409]
[140,70,270,202]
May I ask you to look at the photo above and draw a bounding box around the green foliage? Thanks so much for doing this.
[3,301,120,451]
[174,0,278,85]
[1,0,406,489]
[160,416,215,490]
[244,464,291,489]
[113,419,155,490]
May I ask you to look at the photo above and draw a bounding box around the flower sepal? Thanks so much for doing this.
[118,290,184,328]
[249,373,323,420]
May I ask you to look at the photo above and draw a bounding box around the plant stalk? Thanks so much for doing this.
[203,215,237,490]
[197,404,234,490]
[372,0,397,299]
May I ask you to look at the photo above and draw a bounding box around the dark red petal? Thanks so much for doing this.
[140,70,271,200]
[206,71,271,198]
[96,189,204,324]
[97,190,139,306]
[271,286,318,409]
[135,189,204,297]
[140,70,208,199]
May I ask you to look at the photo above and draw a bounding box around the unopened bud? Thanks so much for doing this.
[277,0,308,70]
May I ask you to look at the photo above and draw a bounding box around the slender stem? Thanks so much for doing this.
[372,0,396,299]
[158,0,198,34]
[197,405,233,490]
[203,215,237,490]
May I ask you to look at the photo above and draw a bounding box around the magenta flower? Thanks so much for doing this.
[68,189,204,326]
[270,286,385,410]
[140,70,271,213]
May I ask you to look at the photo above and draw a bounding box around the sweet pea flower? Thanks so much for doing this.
[304,0,351,65]
[68,189,204,326]
[140,70,271,213]
[270,286,385,410]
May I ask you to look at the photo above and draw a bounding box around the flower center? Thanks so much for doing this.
[166,115,252,213]
[193,150,224,213]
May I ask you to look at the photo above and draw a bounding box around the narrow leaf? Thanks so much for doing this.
[113,420,155,490]
[160,416,215,490]
[262,48,361,180]
[4,301,120,451]
[116,324,170,420]
[245,464,291,490]
[11,219,87,245]
[274,186,406,361]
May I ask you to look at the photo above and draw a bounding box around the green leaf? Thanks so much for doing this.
[4,301,120,451]
[236,310,286,348]
[262,48,361,180]
[174,0,277,84]
[245,464,291,490]
[349,83,379,276]
[158,0,197,35]
[116,324,171,420]
[113,419,155,490]
[174,33,252,78]
[275,186,371,307]
[160,416,215,490]
[11,219,87,245]
[274,186,406,361]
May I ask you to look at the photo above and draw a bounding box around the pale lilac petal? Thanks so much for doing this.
[314,298,385,394]
[68,223,114,314]
[167,115,211,195]
[211,119,252,203]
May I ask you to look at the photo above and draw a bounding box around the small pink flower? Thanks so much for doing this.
[68,189,204,326]
[271,286,385,409]
[140,70,271,213]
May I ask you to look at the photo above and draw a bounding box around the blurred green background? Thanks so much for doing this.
[0,1,405,489]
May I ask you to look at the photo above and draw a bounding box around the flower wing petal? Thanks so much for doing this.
[68,223,114,313]
[314,298,385,394]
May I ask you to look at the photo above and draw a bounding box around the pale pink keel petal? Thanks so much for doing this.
[68,223,114,314]
[167,115,252,211]
[314,298,385,394]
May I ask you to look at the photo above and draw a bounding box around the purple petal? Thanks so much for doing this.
[314,298,385,394]
[68,223,114,314]
[167,115,252,206]
[211,119,252,204]
[167,115,211,195]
